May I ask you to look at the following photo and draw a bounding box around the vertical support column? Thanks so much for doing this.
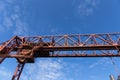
[12,63,25,80]
[64,35,68,46]
[109,75,115,80]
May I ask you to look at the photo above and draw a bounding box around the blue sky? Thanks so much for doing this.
[0,0,120,80]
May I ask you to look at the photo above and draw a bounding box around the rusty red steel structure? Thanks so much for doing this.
[1,33,120,80]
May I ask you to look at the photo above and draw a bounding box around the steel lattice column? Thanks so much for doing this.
[12,63,25,80]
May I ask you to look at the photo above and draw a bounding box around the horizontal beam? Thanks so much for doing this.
[36,45,120,51]
[0,53,120,58]
[0,54,32,58]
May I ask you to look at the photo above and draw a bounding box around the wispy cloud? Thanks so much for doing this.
[21,59,67,80]
[0,59,65,80]
[3,15,13,28]
[0,66,12,80]
[0,1,12,28]
[1,58,113,80]
[77,0,101,16]
[0,0,29,36]
[89,58,111,69]
[21,58,86,80]
[13,20,28,36]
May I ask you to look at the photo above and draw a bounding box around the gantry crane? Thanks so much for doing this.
[0,33,120,80]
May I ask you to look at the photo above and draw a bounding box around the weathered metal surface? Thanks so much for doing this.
[0,33,120,61]
[0,33,120,80]
[12,63,25,80]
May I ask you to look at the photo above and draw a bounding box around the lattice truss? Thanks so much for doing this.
[1,33,120,80]
[0,33,120,64]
